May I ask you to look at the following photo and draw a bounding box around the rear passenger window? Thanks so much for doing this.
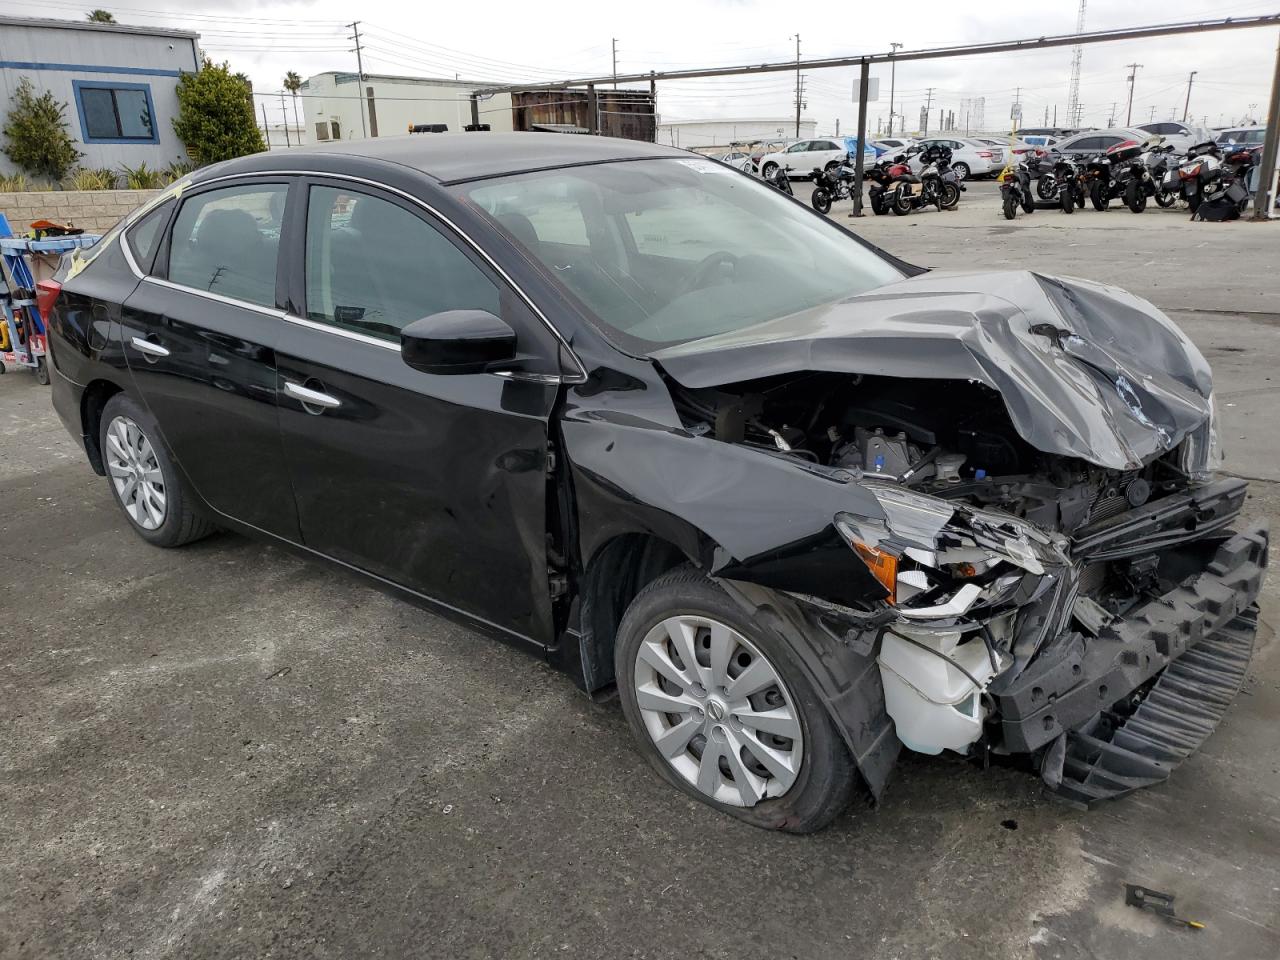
[304,186,499,341]
[125,201,171,272]
[167,183,287,308]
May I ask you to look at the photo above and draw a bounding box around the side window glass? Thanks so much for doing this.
[168,184,286,307]
[304,186,499,341]
[125,201,171,273]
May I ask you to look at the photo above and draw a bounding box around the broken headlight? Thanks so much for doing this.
[834,484,1065,619]
[1177,392,1223,484]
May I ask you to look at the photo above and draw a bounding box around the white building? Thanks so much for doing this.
[0,15,200,177]
[298,72,514,143]
[258,121,307,150]
[656,118,817,149]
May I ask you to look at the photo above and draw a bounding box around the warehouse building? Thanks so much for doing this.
[656,117,817,149]
[0,15,200,176]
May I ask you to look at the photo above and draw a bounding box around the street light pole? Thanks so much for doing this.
[887,42,903,137]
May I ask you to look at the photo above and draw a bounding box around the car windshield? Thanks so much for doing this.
[456,158,904,351]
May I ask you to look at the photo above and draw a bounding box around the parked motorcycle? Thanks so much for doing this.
[1115,137,1178,213]
[998,158,1036,219]
[1051,154,1085,213]
[1194,145,1256,221]
[880,144,961,215]
[810,157,858,213]
[766,162,794,197]
[1174,140,1223,214]
[1082,138,1141,210]
[866,152,913,215]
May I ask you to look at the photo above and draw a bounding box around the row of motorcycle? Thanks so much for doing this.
[999,136,1260,222]
[765,143,966,216]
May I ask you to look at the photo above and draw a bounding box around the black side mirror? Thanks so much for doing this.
[400,310,517,375]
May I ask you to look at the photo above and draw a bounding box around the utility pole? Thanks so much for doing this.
[348,21,368,138]
[1108,101,1117,126]
[1053,105,1057,126]
[887,41,903,137]
[612,38,618,89]
[835,118,840,137]
[1124,62,1142,126]
[1182,70,1197,122]
[261,103,271,150]
[278,90,291,147]
[923,87,934,134]
[792,34,802,138]
[1149,105,1157,122]
[1251,30,1279,219]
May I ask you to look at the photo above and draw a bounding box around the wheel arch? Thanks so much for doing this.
[80,377,126,475]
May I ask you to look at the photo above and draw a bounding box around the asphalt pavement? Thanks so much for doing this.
[2,187,1278,960]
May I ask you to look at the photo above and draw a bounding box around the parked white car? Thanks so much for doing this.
[1215,125,1267,148]
[758,138,851,180]
[712,151,754,171]
[1137,121,1217,154]
[910,137,1004,179]
[871,137,916,157]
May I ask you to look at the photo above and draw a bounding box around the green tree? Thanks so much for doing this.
[1,78,82,180]
[283,70,303,142]
[172,59,265,165]
[86,9,116,22]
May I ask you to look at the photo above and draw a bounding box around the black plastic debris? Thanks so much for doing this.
[1124,884,1205,930]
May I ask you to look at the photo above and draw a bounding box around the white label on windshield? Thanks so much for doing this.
[676,158,735,175]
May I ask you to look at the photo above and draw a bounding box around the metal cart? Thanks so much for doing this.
[0,224,101,383]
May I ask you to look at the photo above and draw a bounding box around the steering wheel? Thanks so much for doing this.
[673,251,740,299]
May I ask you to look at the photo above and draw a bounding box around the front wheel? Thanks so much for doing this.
[1089,180,1109,211]
[811,188,832,214]
[1124,180,1148,213]
[1060,185,1075,213]
[1002,189,1018,220]
[940,181,960,210]
[615,568,857,833]
[1036,175,1059,200]
[98,393,216,548]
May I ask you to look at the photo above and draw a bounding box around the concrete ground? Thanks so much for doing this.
[2,184,1278,960]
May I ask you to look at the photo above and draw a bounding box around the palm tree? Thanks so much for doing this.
[284,71,303,144]
[86,9,116,22]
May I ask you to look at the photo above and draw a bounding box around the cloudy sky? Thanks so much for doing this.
[15,0,1279,135]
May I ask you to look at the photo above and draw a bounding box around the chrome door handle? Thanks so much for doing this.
[130,336,170,358]
[284,380,341,409]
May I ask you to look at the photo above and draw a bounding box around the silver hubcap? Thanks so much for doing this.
[105,415,166,530]
[633,615,804,808]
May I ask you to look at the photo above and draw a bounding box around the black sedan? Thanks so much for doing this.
[45,133,1266,831]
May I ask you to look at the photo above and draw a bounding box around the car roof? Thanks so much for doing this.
[204,132,688,185]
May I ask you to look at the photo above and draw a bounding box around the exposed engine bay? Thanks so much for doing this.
[668,369,1255,776]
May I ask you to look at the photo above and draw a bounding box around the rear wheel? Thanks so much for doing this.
[890,188,913,216]
[1002,190,1018,220]
[1155,189,1177,208]
[811,188,832,214]
[1020,190,1036,214]
[940,181,960,210]
[35,356,50,385]
[1124,180,1147,213]
[615,568,856,833]
[1089,180,1109,211]
[1036,175,1059,200]
[870,190,887,215]
[99,393,215,548]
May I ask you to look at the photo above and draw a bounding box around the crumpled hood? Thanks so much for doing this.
[652,270,1213,471]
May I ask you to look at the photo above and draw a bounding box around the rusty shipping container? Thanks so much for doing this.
[511,90,656,141]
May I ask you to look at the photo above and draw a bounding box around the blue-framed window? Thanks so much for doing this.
[71,80,159,144]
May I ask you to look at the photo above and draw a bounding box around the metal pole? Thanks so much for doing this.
[587,83,599,134]
[1125,62,1142,126]
[1252,31,1280,220]
[612,38,618,89]
[470,93,480,128]
[851,58,870,218]
[261,102,271,149]
[349,21,368,138]
[279,91,290,147]
[1182,70,1197,122]
[793,34,802,138]
[887,42,902,137]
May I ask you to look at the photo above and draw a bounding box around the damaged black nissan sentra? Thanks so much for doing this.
[45,134,1267,832]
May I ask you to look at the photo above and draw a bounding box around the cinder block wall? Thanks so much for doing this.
[0,189,162,236]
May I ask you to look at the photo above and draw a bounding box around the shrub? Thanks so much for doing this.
[172,59,265,165]
[64,167,118,190]
[1,78,82,180]
[121,162,165,189]
[164,158,196,183]
[0,173,30,192]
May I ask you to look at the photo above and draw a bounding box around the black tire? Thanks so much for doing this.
[1021,191,1036,214]
[890,188,913,216]
[940,181,960,210]
[1124,180,1147,213]
[1036,175,1059,200]
[1002,190,1018,220]
[36,356,50,385]
[614,567,857,833]
[1155,189,1177,208]
[1187,190,1202,214]
[952,161,970,180]
[869,190,887,215]
[811,188,832,214]
[1060,184,1074,213]
[761,162,779,181]
[1089,180,1109,211]
[98,393,216,548]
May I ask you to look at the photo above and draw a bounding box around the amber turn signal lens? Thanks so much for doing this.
[851,542,898,604]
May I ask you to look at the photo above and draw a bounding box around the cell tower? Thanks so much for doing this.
[1066,0,1086,126]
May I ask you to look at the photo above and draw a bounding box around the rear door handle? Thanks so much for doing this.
[284,380,342,410]
[130,336,169,358]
